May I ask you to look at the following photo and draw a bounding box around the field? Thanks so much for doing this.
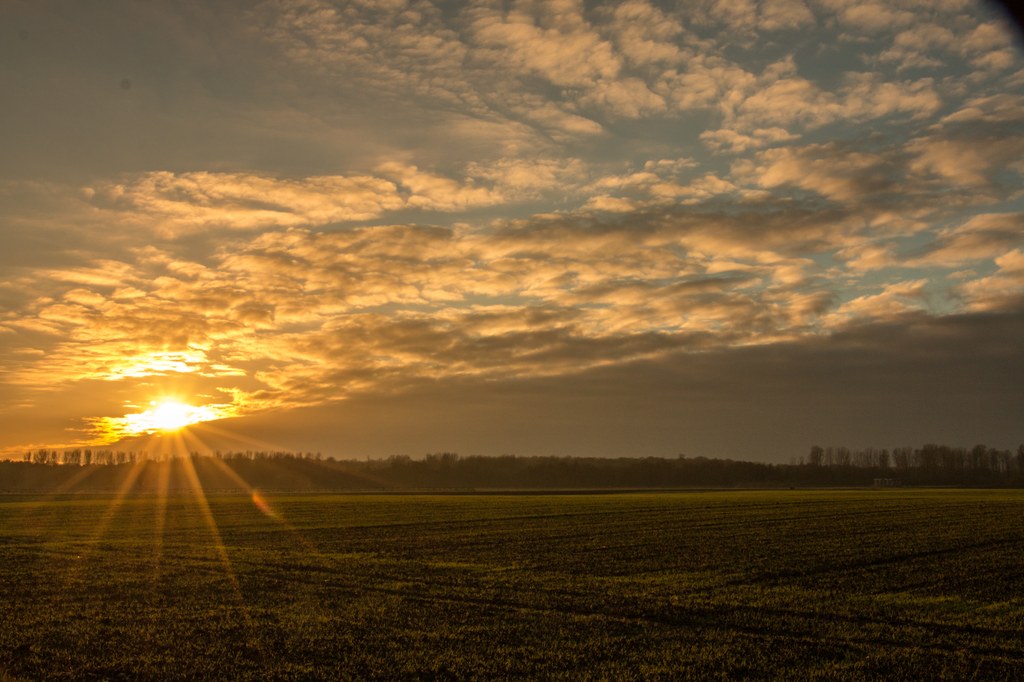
[1,489,1023,679]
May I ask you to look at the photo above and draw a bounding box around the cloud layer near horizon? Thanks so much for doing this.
[1,0,1022,458]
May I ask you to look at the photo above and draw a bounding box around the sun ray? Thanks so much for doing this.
[186,418,395,502]
[179,427,340,569]
[133,428,173,577]
[175,448,258,647]
[178,428,318,547]
[57,455,150,589]
[173,435,233,568]
[204,457,322,550]
[188,419,293,454]
[195,418,396,490]
[151,446,172,580]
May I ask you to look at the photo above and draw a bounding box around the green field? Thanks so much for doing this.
[1,489,1023,679]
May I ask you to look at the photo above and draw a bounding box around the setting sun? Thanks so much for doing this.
[152,401,201,432]
[87,399,235,444]
[123,400,222,435]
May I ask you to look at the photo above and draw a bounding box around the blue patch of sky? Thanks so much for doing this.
[587,110,718,161]
[720,37,806,74]
[792,36,883,91]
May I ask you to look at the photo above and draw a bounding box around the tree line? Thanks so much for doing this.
[801,444,1024,476]
[21,448,323,466]
[3,443,1023,492]
[772,443,1024,487]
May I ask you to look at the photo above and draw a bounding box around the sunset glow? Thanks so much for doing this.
[1,1,1021,459]
[133,401,216,433]
[2,4,1023,680]
[92,400,233,441]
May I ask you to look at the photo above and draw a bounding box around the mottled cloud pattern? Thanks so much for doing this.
[0,0,1021,458]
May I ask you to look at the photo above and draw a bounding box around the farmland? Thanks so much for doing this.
[1,489,1023,679]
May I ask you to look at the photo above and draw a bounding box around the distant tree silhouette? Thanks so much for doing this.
[6,441,1023,492]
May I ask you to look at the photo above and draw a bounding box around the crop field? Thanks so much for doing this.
[1,488,1023,679]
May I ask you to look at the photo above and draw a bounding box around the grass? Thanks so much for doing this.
[1,489,1023,679]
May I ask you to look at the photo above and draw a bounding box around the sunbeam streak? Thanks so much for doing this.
[183,430,321,554]
[178,455,239,591]
[58,456,150,587]
[174,449,261,646]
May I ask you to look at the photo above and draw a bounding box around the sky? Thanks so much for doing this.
[1,0,1022,462]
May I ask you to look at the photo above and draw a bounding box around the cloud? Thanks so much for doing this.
[654,55,755,114]
[3,185,1019,449]
[254,0,475,106]
[514,101,605,137]
[582,195,637,213]
[38,260,144,289]
[907,135,1024,189]
[833,2,915,32]
[223,305,1024,459]
[606,0,685,66]
[86,171,406,235]
[961,20,1015,53]
[834,241,899,272]
[2,0,1022,457]
[691,0,759,33]
[0,202,852,428]
[687,0,815,34]
[838,73,941,121]
[736,142,896,202]
[466,0,681,120]
[909,212,1024,268]
[758,0,816,31]
[732,69,842,128]
[961,20,1016,72]
[700,127,799,153]
[82,160,598,237]
[466,157,590,196]
[469,1,621,88]
[872,14,1016,74]
[956,249,1024,312]
[899,92,1024,195]
[824,279,930,326]
[581,77,667,117]
[725,61,941,132]
[377,163,504,211]
[582,159,739,209]
[879,23,957,69]
[251,0,611,147]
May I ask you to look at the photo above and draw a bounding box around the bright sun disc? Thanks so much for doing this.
[124,400,219,434]
[150,401,196,431]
